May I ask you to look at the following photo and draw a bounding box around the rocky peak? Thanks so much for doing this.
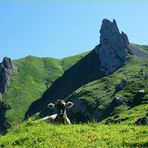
[95,19,129,75]
[2,57,13,69]
[100,19,120,43]
[0,57,17,94]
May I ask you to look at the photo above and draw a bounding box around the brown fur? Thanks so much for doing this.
[41,99,73,124]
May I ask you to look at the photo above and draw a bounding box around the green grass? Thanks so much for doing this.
[0,120,147,147]
[103,104,148,125]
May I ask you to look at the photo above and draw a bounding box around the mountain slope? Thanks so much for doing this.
[1,19,131,126]
[66,56,148,123]
[3,56,63,123]
[25,53,148,124]
[2,52,89,125]
[25,50,104,118]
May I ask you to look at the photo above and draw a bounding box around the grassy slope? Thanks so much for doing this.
[0,120,147,147]
[25,50,103,118]
[67,55,148,123]
[135,44,148,52]
[103,104,148,125]
[2,52,89,124]
[15,47,148,124]
[3,56,63,123]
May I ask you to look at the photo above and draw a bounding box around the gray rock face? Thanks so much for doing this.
[68,97,103,122]
[135,117,148,125]
[0,57,17,94]
[0,101,10,134]
[68,98,92,122]
[116,79,129,91]
[114,96,124,105]
[139,68,145,77]
[130,89,145,107]
[0,93,2,99]
[95,19,129,74]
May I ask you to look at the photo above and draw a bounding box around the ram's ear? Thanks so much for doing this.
[66,102,73,109]
[48,103,55,109]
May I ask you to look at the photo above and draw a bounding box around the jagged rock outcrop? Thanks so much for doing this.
[0,93,2,99]
[135,117,148,125]
[68,97,103,122]
[113,96,124,105]
[95,19,129,75]
[130,90,145,107]
[0,57,17,94]
[67,19,130,122]
[0,101,10,134]
[116,79,129,92]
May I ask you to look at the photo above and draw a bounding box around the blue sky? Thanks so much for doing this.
[0,1,148,61]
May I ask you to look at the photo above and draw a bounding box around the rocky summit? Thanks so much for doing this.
[0,57,17,95]
[95,19,129,75]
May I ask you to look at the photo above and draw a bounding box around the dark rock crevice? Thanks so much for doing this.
[0,57,16,134]
[0,102,11,134]
[0,57,17,94]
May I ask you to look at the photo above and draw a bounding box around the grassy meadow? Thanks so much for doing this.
[0,120,147,148]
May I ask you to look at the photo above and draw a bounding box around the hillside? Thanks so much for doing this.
[1,52,89,128]
[67,56,148,123]
[25,54,148,124]
[25,50,104,119]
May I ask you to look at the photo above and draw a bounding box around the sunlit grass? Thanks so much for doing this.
[0,120,147,148]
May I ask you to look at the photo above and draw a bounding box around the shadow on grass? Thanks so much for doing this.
[24,50,105,120]
[0,102,11,135]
